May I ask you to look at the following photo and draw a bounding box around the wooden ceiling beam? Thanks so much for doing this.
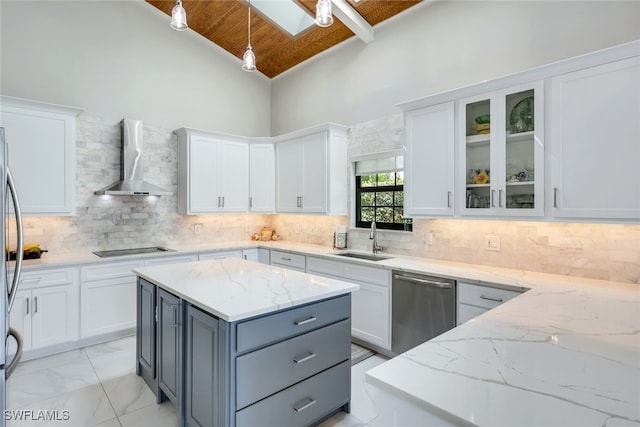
[332,0,374,43]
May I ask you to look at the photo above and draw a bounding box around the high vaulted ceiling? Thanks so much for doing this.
[146,0,422,78]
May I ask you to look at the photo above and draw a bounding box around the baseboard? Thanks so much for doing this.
[19,328,136,362]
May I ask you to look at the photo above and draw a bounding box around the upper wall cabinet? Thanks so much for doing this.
[0,96,81,216]
[275,124,348,215]
[175,128,249,214]
[404,102,455,216]
[457,82,544,217]
[547,57,640,220]
[249,141,275,213]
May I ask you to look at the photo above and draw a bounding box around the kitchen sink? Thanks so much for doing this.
[334,252,392,261]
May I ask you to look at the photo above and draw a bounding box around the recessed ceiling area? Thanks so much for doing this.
[146,0,422,78]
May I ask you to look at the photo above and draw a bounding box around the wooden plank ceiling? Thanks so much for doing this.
[146,0,422,78]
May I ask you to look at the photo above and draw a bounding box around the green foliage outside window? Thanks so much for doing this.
[356,172,412,231]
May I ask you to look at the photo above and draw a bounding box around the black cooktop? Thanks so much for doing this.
[92,246,175,258]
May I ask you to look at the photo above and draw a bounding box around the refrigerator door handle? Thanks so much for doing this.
[5,327,23,378]
[7,168,24,312]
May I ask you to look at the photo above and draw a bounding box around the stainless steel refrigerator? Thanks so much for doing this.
[1,127,25,422]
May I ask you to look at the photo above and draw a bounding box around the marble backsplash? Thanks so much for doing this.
[18,112,640,285]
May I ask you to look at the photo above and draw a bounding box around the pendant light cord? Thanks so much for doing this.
[247,1,251,47]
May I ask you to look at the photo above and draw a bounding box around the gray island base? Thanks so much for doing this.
[133,258,357,427]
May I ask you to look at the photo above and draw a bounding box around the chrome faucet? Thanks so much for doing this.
[370,221,382,254]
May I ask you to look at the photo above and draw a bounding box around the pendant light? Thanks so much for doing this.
[315,0,333,27]
[170,0,188,31]
[242,2,257,72]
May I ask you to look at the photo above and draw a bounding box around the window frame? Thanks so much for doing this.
[354,172,412,232]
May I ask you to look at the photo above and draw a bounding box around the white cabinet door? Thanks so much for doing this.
[548,57,640,219]
[80,260,142,338]
[249,143,275,212]
[242,248,259,262]
[458,82,544,217]
[351,283,390,350]
[7,290,32,356]
[31,284,79,348]
[188,136,219,213]
[81,276,136,338]
[300,133,327,213]
[218,141,249,212]
[198,250,243,261]
[405,102,455,216]
[275,140,303,212]
[0,97,81,215]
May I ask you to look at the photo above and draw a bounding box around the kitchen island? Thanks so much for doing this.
[132,257,359,427]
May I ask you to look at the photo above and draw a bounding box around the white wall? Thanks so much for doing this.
[0,0,271,136]
[271,0,640,134]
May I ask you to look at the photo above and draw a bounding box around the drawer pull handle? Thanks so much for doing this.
[293,398,317,413]
[294,316,317,326]
[20,278,42,285]
[480,295,503,303]
[281,257,292,261]
[293,352,316,364]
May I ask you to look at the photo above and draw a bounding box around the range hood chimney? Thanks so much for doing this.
[95,118,172,196]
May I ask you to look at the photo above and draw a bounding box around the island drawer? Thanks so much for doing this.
[236,319,350,409]
[270,250,306,271]
[457,282,521,310]
[236,294,350,354]
[235,360,350,427]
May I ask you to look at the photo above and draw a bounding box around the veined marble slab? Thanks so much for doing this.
[133,257,359,322]
[367,276,640,426]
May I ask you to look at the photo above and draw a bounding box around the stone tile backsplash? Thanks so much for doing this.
[19,113,640,285]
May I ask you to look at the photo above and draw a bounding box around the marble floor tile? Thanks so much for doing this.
[7,358,101,409]
[11,349,88,378]
[117,401,178,427]
[91,419,122,427]
[6,384,116,427]
[7,336,394,427]
[84,336,136,360]
[100,374,157,417]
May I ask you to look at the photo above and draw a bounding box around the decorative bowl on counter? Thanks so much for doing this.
[6,244,48,260]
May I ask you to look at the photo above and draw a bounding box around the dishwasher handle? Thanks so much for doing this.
[393,274,453,289]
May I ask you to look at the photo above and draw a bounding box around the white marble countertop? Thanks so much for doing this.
[132,257,359,322]
[366,271,640,426]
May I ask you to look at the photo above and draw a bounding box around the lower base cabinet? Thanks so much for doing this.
[136,277,351,427]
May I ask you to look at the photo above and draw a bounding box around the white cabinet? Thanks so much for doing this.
[547,56,640,220]
[249,143,275,212]
[404,102,455,216]
[176,128,249,214]
[8,267,79,356]
[241,248,259,262]
[198,250,243,261]
[306,256,391,350]
[270,250,306,272]
[275,124,348,215]
[458,82,544,217]
[0,96,81,215]
[144,254,198,266]
[80,260,143,338]
[457,282,521,325]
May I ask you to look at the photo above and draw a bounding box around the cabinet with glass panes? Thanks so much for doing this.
[458,82,543,217]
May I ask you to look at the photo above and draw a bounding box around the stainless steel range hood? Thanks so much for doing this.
[95,118,172,196]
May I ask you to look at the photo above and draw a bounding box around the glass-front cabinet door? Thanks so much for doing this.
[458,81,544,217]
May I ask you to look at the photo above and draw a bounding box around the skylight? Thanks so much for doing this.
[251,0,316,37]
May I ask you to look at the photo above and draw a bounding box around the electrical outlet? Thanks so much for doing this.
[425,232,433,246]
[193,223,202,235]
[485,235,501,251]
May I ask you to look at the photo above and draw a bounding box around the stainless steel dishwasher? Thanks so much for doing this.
[392,270,456,354]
